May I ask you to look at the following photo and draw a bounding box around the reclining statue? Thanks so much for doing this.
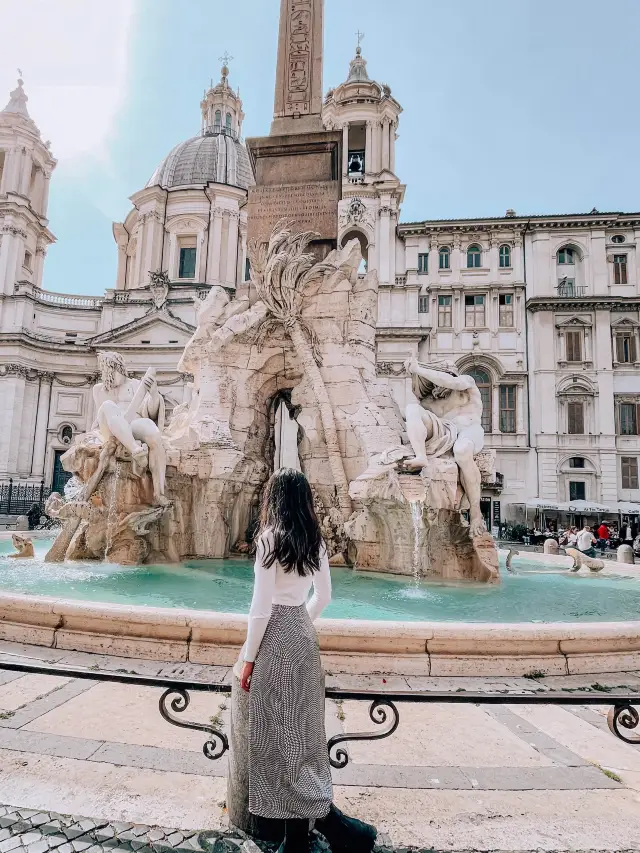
[403,358,487,537]
[92,351,168,506]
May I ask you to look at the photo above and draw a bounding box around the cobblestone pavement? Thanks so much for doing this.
[3,805,638,853]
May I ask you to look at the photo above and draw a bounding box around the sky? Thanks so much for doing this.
[1,0,640,296]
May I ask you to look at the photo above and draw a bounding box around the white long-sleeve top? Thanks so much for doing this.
[242,530,332,663]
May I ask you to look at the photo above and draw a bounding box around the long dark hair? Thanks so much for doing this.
[257,468,322,576]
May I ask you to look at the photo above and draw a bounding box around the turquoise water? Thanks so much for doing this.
[1,538,639,623]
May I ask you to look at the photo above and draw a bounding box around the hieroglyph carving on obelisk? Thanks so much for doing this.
[272,0,324,134]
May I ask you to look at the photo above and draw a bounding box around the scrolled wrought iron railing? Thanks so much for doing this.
[0,479,49,516]
[1,659,638,763]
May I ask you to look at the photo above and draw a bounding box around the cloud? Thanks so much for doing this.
[0,0,134,161]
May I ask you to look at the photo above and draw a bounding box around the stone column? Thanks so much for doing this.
[378,206,391,285]
[41,173,51,217]
[208,207,224,284]
[492,384,500,434]
[31,373,54,478]
[342,124,349,177]
[115,239,128,290]
[513,236,523,281]
[365,121,373,173]
[0,372,26,476]
[34,244,47,290]
[381,119,390,170]
[0,225,22,295]
[516,384,525,434]
[452,235,461,279]
[371,121,380,173]
[390,121,396,173]
[226,212,240,287]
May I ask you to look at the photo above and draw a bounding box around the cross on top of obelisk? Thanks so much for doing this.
[271,0,325,136]
[356,30,365,48]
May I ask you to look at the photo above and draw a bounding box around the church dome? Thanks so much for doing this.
[146,131,254,191]
[146,59,254,192]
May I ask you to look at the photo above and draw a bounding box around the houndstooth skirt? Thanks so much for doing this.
[248,604,333,820]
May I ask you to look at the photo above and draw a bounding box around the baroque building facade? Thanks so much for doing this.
[1,50,639,521]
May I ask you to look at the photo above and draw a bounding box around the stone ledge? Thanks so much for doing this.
[2,591,640,677]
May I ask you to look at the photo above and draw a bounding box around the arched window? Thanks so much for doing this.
[225,112,232,132]
[439,246,450,270]
[467,244,482,268]
[60,425,73,445]
[465,368,492,433]
[569,457,586,468]
[557,246,575,265]
[214,110,222,131]
[499,244,511,268]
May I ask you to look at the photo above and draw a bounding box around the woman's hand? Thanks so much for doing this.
[240,661,254,692]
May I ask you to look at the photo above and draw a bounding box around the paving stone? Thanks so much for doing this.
[44,837,68,849]
[0,838,23,853]
[70,842,92,852]
[144,834,164,845]
[18,834,43,847]
[0,821,18,831]
[92,830,115,843]
[26,840,51,853]
[28,819,49,831]
[0,833,11,843]
[57,844,74,853]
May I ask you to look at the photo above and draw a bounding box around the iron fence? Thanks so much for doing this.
[0,479,50,516]
[0,659,638,764]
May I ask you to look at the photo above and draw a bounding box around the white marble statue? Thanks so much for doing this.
[403,358,486,536]
[93,351,168,506]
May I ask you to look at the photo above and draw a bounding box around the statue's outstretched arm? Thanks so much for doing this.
[407,361,474,392]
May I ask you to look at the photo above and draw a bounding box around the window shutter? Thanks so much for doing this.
[616,335,624,363]
[631,337,637,363]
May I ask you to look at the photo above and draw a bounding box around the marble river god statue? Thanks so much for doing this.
[93,351,168,507]
[45,353,173,565]
[403,358,486,538]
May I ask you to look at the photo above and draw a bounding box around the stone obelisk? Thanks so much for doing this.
[246,0,341,259]
[271,0,325,136]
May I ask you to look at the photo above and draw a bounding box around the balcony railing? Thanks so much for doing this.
[27,285,103,309]
[202,125,239,141]
[556,283,587,298]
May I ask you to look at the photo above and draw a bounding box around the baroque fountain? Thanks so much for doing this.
[45,223,500,585]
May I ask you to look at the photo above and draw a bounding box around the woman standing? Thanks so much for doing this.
[240,468,377,853]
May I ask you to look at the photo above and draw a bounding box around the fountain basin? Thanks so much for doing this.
[1,537,639,676]
[1,588,640,677]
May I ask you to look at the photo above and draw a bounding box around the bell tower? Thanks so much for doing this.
[0,75,56,295]
[323,41,405,285]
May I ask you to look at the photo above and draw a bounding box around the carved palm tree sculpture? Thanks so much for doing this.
[248,221,352,522]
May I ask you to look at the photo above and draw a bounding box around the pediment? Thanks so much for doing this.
[611,316,640,328]
[87,309,195,348]
[555,315,592,329]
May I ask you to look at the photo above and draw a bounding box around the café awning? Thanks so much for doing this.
[558,500,612,514]
[518,499,563,511]
[616,501,640,515]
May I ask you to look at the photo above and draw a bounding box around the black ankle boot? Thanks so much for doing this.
[277,818,310,852]
[315,803,377,853]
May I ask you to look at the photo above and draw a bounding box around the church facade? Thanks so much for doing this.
[1,50,639,521]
